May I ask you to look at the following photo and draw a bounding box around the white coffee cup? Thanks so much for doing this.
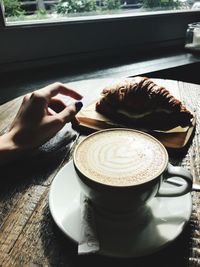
[73,128,193,213]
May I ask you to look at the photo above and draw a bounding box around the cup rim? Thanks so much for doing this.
[73,128,169,188]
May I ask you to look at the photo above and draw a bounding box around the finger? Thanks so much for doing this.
[22,93,32,104]
[58,101,83,123]
[71,116,80,126]
[47,107,57,115]
[40,82,83,101]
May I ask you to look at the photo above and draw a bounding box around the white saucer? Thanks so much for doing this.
[49,160,192,258]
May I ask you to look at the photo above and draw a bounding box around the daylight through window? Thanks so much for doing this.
[2,0,200,24]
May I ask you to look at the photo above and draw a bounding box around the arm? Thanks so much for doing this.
[0,82,83,165]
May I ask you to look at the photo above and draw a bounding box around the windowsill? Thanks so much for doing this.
[75,48,200,79]
[0,46,200,104]
[5,9,197,28]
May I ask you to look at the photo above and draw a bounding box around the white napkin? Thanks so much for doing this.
[78,193,100,254]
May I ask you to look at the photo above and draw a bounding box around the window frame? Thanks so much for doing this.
[0,0,5,27]
[0,3,200,71]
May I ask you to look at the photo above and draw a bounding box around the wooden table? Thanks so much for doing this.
[0,78,200,267]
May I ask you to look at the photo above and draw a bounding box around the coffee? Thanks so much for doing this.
[74,129,168,187]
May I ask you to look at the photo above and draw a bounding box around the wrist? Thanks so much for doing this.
[0,131,28,165]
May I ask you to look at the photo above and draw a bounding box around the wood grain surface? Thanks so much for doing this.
[0,78,200,267]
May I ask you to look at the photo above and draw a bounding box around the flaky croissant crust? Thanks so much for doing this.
[96,76,193,129]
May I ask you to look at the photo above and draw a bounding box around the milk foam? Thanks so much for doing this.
[74,129,168,186]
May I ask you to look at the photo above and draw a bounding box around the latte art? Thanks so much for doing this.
[74,129,168,186]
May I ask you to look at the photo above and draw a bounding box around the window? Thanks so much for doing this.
[0,0,200,71]
[1,0,198,24]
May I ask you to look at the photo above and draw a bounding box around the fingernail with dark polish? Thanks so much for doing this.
[75,101,83,111]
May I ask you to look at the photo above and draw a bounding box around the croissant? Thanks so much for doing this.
[95,76,193,131]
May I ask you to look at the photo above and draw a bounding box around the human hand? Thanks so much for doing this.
[7,82,83,151]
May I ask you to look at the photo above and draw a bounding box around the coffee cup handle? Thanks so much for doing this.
[156,163,193,197]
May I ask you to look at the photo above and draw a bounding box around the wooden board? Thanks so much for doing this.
[73,79,196,154]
